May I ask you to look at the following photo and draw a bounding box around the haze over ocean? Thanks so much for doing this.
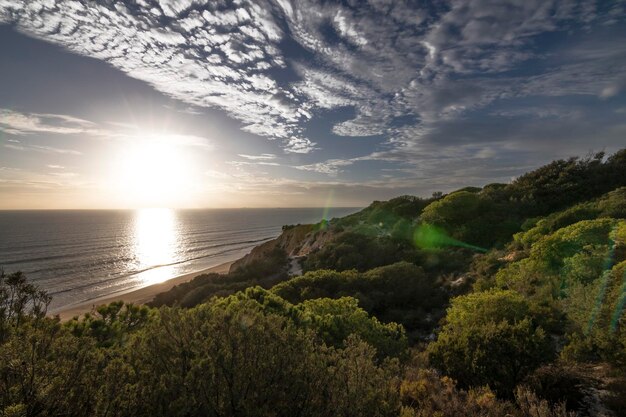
[0,207,358,313]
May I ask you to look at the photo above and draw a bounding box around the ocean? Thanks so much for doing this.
[0,207,360,313]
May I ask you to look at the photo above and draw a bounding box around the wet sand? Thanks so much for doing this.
[55,260,234,321]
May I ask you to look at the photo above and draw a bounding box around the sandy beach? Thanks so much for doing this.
[55,260,234,321]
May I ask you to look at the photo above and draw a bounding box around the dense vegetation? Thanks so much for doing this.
[150,247,289,307]
[272,262,447,338]
[3,149,626,416]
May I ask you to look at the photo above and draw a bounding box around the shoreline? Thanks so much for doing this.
[54,260,234,321]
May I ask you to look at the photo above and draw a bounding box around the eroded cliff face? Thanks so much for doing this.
[229,223,336,273]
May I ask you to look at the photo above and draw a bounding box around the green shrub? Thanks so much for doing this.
[428,290,553,397]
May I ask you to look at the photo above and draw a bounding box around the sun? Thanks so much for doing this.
[112,137,195,207]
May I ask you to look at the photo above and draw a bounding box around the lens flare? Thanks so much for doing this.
[413,224,487,252]
[611,270,626,332]
[317,189,335,231]
[585,226,617,334]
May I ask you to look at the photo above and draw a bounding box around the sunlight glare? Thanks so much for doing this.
[133,208,180,285]
[113,136,196,207]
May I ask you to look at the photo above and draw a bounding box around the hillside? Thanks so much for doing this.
[153,150,626,312]
[2,149,626,416]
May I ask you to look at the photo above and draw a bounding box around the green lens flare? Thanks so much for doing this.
[586,270,612,335]
[611,270,626,333]
[586,226,616,334]
[413,224,487,252]
[317,189,335,231]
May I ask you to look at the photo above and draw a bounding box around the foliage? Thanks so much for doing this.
[0,272,99,417]
[118,305,401,417]
[420,192,484,239]
[65,301,151,347]
[505,150,626,217]
[332,195,432,232]
[494,220,626,364]
[272,262,447,335]
[398,353,574,417]
[303,232,421,272]
[296,150,625,287]
[428,290,554,397]
[415,150,626,249]
[229,246,290,281]
[469,250,508,291]
[513,387,575,417]
[299,297,408,358]
[522,363,604,414]
[0,275,402,417]
[0,318,101,417]
[150,247,289,308]
[495,219,621,298]
[399,367,517,417]
[513,187,626,250]
[213,287,409,359]
[417,190,517,248]
[559,260,626,368]
[0,271,50,343]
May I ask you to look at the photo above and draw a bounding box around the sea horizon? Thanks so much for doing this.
[0,206,364,211]
[0,207,361,313]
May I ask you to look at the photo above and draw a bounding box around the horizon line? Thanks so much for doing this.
[0,206,366,211]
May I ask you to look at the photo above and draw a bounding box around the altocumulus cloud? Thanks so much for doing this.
[1,0,625,185]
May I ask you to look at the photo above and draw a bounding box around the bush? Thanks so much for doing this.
[428,290,553,397]
[0,273,404,417]
[215,287,409,359]
[303,232,420,272]
[272,262,447,335]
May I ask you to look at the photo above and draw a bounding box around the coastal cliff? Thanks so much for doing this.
[228,223,336,273]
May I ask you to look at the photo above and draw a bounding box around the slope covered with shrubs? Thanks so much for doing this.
[3,149,626,416]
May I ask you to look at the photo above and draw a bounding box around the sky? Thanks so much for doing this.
[0,0,625,209]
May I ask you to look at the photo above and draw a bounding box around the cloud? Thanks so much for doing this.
[142,132,214,150]
[204,169,231,180]
[0,164,87,194]
[275,0,620,161]
[0,109,94,135]
[294,159,353,176]
[227,160,280,167]
[4,143,82,155]
[599,76,626,99]
[1,0,624,195]
[0,109,214,152]
[490,106,582,119]
[0,0,315,153]
[238,153,277,160]
[49,171,78,178]
[284,136,317,154]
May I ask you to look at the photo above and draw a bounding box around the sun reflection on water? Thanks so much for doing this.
[133,208,180,286]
